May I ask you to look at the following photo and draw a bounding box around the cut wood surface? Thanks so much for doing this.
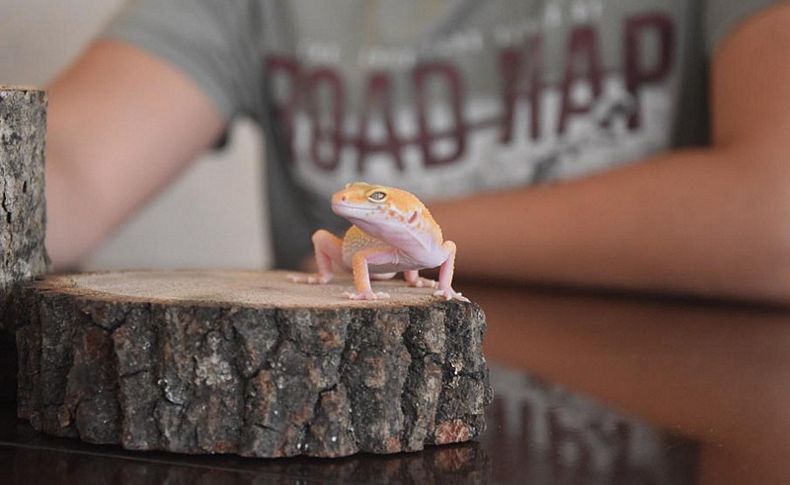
[0,87,48,401]
[16,270,492,458]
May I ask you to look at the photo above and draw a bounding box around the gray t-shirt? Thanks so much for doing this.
[104,0,783,269]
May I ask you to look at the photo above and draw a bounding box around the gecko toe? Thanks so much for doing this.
[408,278,438,289]
[433,289,470,302]
[343,291,384,300]
[290,273,331,284]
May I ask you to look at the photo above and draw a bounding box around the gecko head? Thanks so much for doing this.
[331,182,427,229]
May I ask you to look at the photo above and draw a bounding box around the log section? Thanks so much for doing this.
[16,270,492,458]
[0,87,48,400]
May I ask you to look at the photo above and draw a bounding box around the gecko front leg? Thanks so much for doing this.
[433,241,470,302]
[288,230,343,284]
[343,247,398,300]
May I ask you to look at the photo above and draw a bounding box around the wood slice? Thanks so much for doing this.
[0,87,49,400]
[16,270,492,458]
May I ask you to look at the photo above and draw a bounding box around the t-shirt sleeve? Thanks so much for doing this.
[705,0,788,55]
[102,0,262,120]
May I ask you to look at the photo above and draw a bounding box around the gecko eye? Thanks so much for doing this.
[367,191,387,203]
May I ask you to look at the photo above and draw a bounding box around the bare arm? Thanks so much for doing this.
[431,4,790,302]
[46,40,226,269]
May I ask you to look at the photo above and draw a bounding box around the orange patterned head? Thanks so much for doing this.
[331,182,441,242]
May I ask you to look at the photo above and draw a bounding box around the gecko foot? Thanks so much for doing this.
[342,290,391,300]
[288,273,332,284]
[407,277,438,289]
[433,288,470,303]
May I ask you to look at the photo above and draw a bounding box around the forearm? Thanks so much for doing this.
[45,41,226,269]
[45,145,105,271]
[431,145,790,301]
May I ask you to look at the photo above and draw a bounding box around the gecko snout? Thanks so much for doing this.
[331,192,348,205]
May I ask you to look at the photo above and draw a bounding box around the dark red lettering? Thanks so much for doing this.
[264,55,301,162]
[625,13,674,129]
[500,35,544,144]
[548,408,592,481]
[489,397,514,482]
[609,422,636,483]
[413,62,466,167]
[557,26,603,135]
[356,72,404,173]
[305,68,344,171]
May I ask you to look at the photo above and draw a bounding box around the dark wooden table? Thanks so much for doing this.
[3,282,789,484]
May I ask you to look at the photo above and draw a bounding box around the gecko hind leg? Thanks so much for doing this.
[288,230,343,284]
[404,270,438,288]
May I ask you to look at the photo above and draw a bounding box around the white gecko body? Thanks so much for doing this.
[340,220,447,273]
[289,182,468,301]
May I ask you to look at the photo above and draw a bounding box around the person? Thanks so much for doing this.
[46,0,790,302]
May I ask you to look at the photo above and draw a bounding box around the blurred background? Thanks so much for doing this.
[0,0,272,270]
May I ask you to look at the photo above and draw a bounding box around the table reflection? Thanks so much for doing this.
[474,284,790,484]
[1,440,488,484]
[484,364,696,484]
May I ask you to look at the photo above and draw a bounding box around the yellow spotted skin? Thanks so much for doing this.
[341,226,384,268]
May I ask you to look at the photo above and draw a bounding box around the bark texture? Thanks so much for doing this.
[0,87,49,401]
[16,270,492,458]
